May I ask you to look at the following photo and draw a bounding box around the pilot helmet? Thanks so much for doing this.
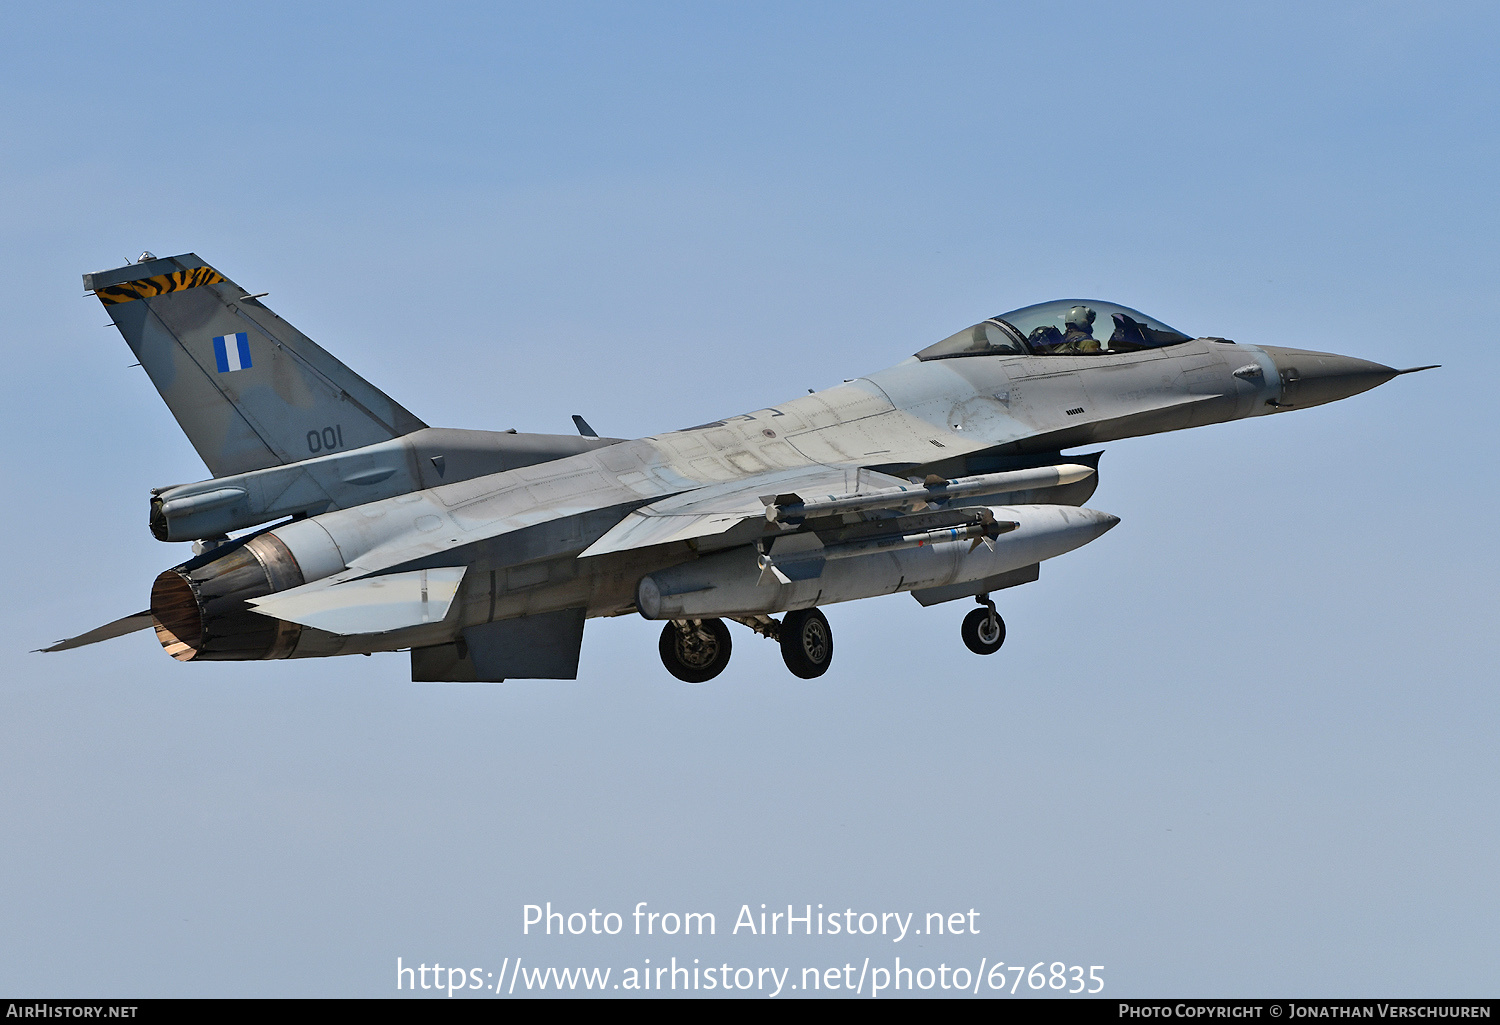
[1065,305,1096,331]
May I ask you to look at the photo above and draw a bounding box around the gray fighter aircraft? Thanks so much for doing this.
[44,253,1435,682]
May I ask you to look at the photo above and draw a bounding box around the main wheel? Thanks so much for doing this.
[780,607,833,679]
[961,607,1006,655]
[659,619,732,683]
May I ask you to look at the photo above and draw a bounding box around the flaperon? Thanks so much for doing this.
[45,253,1435,682]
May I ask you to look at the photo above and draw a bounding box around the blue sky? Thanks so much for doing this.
[2,2,1495,997]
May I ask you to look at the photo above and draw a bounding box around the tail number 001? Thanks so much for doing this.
[307,425,344,453]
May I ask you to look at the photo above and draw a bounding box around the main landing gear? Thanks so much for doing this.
[657,597,1000,681]
[960,594,1006,655]
[657,608,835,682]
[778,608,833,679]
[659,618,732,683]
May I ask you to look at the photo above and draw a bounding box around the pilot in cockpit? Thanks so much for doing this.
[1053,305,1102,354]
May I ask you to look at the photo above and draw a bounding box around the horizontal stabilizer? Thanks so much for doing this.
[37,611,153,652]
[247,567,466,635]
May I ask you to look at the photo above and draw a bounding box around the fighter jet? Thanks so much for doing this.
[43,253,1435,682]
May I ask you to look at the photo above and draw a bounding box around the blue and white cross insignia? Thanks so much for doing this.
[212,332,252,373]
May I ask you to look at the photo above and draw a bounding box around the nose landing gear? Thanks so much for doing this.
[961,594,1006,655]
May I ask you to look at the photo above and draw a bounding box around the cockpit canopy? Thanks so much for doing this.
[916,300,1192,360]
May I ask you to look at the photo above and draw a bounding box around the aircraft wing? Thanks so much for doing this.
[239,465,910,636]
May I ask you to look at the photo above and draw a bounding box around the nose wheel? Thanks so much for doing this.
[659,618,732,683]
[961,597,1006,655]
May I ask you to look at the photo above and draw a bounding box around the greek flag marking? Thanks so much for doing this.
[212,332,252,373]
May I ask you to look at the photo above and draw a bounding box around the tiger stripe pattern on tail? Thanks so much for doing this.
[94,266,227,305]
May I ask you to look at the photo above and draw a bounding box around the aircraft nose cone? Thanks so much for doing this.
[1259,346,1400,409]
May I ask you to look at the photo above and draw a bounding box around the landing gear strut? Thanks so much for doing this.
[961,594,1006,655]
[659,618,732,683]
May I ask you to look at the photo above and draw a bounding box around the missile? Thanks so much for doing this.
[762,462,1094,523]
[756,516,1019,585]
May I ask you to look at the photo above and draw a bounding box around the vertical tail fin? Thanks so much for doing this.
[86,253,427,477]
